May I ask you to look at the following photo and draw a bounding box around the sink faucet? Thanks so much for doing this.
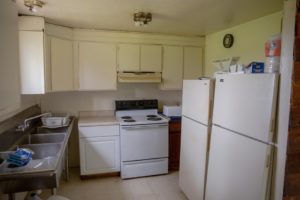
[16,113,52,132]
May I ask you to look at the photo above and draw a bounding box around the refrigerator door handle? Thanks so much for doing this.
[269,118,275,141]
[265,154,270,168]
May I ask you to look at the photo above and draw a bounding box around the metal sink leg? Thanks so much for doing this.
[64,144,69,181]
[51,188,56,195]
[8,193,15,200]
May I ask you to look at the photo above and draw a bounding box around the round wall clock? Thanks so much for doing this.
[223,34,234,48]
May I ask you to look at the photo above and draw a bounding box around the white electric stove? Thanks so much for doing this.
[115,100,169,179]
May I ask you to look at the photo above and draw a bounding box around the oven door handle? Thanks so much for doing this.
[121,124,168,130]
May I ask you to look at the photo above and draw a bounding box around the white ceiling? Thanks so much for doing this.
[16,0,283,36]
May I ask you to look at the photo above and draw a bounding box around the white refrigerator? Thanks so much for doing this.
[179,79,214,200]
[205,73,278,200]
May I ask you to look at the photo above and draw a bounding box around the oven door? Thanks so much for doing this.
[120,123,168,162]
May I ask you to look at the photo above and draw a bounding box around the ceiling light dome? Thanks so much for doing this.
[133,12,152,27]
[24,0,45,12]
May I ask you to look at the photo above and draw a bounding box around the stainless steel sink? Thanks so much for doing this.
[36,126,68,134]
[19,134,65,145]
[0,117,73,197]
[0,143,63,193]
[20,143,62,159]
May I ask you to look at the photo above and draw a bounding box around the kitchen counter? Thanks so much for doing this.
[78,116,119,126]
[78,110,119,126]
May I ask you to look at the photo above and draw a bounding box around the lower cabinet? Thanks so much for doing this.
[79,125,120,176]
[169,119,182,170]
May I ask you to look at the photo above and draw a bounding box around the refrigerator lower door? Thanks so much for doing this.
[205,125,272,200]
[179,116,209,200]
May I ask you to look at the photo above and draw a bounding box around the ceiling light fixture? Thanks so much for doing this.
[24,0,45,12]
[133,12,152,27]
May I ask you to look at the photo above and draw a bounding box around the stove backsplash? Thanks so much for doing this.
[115,99,158,111]
[40,84,182,116]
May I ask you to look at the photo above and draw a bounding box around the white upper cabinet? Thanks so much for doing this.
[0,0,20,117]
[118,44,162,72]
[50,37,74,91]
[18,18,204,93]
[78,42,117,90]
[118,44,140,71]
[160,46,183,90]
[19,30,46,94]
[183,47,203,79]
[140,45,162,72]
[18,17,74,94]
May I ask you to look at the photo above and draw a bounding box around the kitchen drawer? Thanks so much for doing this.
[79,125,119,138]
[169,121,181,132]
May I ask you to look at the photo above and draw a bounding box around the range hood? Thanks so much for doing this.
[118,72,162,83]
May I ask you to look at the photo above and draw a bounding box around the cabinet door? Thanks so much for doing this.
[118,44,140,71]
[169,121,182,170]
[161,46,183,90]
[80,136,120,175]
[141,45,162,72]
[51,37,73,91]
[183,47,203,79]
[79,42,117,90]
[19,31,45,94]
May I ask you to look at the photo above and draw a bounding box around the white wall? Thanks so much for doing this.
[0,95,40,122]
[40,84,182,115]
[204,12,282,77]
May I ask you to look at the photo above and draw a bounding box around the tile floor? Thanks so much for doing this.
[39,168,188,200]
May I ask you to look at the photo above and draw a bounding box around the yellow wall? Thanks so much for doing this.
[204,12,282,77]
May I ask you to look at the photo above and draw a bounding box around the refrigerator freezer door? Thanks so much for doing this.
[213,73,278,143]
[205,125,272,200]
[179,116,209,200]
[182,80,214,125]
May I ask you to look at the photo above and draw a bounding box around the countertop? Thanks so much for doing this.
[159,113,181,122]
[78,116,119,126]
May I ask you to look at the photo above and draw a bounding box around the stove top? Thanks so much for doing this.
[123,119,136,122]
[147,115,157,118]
[115,100,169,126]
[121,116,132,119]
[117,115,169,126]
[147,117,163,121]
